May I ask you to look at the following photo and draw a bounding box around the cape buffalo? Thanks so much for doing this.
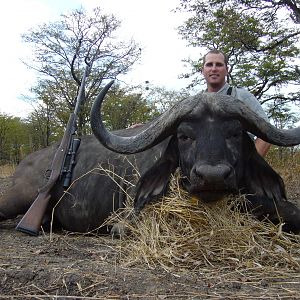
[1,81,300,234]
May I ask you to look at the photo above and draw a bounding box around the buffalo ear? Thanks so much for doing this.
[134,136,179,212]
[243,150,286,202]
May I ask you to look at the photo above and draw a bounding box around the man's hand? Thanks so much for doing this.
[255,138,271,157]
[128,123,144,129]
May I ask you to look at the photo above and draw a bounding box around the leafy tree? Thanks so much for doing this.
[144,85,190,113]
[176,0,300,112]
[268,100,299,131]
[0,114,30,164]
[25,102,63,150]
[22,6,141,134]
[0,114,10,162]
[101,85,159,130]
[267,101,300,159]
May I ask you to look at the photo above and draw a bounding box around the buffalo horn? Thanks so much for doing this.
[207,93,300,147]
[90,81,198,154]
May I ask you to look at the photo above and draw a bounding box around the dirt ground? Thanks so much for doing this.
[1,168,300,299]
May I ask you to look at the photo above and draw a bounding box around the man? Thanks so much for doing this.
[201,49,271,157]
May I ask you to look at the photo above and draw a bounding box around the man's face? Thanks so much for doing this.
[202,53,228,91]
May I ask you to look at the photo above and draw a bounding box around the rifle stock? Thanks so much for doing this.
[15,192,51,236]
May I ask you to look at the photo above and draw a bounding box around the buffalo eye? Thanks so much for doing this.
[230,132,240,139]
[226,127,242,140]
[177,133,194,142]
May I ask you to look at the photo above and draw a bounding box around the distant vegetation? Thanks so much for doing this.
[1,2,300,165]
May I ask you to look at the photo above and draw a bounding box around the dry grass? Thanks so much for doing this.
[103,172,300,276]
[0,164,15,177]
[267,149,300,177]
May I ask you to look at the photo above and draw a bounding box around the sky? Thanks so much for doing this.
[0,0,199,118]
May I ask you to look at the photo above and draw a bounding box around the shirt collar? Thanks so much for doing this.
[204,83,229,94]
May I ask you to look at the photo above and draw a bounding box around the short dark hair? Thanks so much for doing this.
[202,49,229,67]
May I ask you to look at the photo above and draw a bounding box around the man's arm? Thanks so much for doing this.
[246,94,271,157]
[235,88,271,157]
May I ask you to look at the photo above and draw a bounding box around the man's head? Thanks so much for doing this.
[202,49,229,92]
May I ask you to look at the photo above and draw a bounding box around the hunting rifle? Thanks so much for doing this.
[16,62,92,236]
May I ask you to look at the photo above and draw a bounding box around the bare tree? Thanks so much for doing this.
[22,6,141,133]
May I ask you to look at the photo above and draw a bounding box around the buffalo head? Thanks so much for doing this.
[91,81,300,211]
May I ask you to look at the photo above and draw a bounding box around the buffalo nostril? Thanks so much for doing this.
[219,165,231,179]
[194,164,231,185]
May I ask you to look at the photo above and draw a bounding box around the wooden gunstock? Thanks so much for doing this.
[16,191,51,236]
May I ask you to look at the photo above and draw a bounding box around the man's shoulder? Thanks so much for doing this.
[227,85,268,121]
[233,86,255,100]
[234,86,252,94]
